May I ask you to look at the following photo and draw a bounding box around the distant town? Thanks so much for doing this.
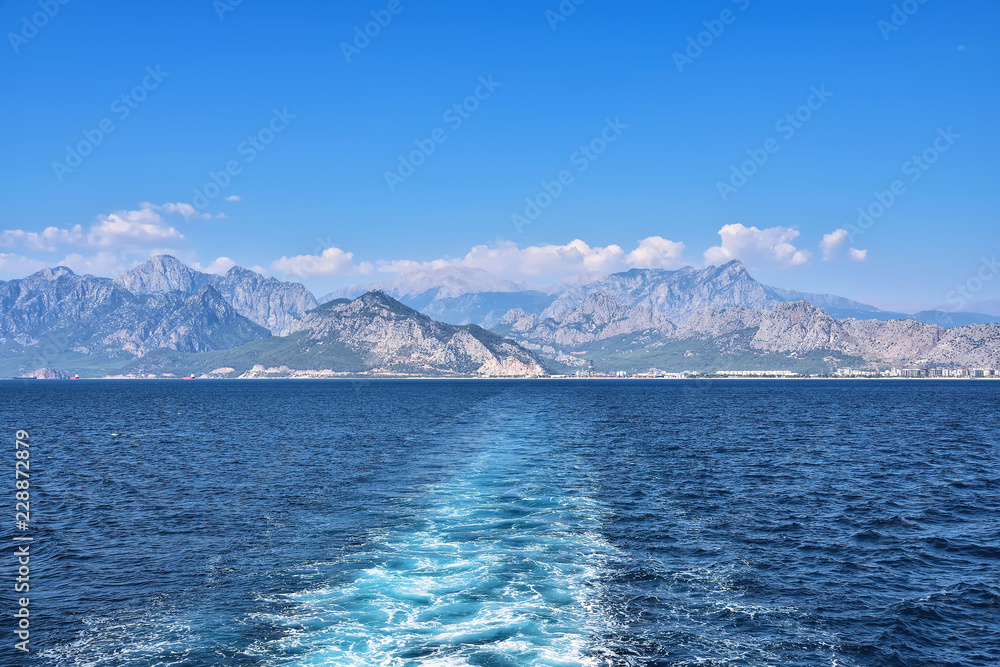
[13,366,1000,381]
[554,368,1000,380]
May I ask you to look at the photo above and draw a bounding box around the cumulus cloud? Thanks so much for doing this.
[159,202,215,220]
[625,236,686,269]
[271,247,374,277]
[0,221,692,284]
[375,258,453,275]
[370,237,688,281]
[704,224,812,268]
[819,229,868,263]
[1,225,85,252]
[158,202,226,220]
[1,202,203,260]
[193,257,237,274]
[3,203,185,255]
[848,247,868,262]
[56,251,126,277]
[0,201,229,279]
[87,203,185,249]
[224,195,241,202]
[0,252,47,278]
[820,228,849,261]
[462,239,626,277]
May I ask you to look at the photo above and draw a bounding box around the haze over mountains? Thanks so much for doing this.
[1,255,998,377]
[323,262,1000,328]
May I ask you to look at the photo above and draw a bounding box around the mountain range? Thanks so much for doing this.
[327,262,1000,328]
[1,256,998,378]
[115,255,318,335]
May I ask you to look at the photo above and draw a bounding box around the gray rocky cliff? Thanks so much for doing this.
[213,266,317,335]
[292,291,545,376]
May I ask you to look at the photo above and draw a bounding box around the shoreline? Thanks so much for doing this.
[5,376,999,382]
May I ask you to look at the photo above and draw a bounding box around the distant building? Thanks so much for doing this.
[884,367,999,379]
[715,370,798,377]
[835,368,880,377]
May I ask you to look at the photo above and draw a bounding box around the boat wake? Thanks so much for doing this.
[253,424,625,666]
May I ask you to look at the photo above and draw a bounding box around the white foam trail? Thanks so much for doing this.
[253,432,623,666]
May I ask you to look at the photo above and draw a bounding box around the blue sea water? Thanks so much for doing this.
[0,379,997,666]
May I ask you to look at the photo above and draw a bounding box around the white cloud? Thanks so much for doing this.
[820,230,867,263]
[1,202,198,259]
[625,236,686,269]
[193,257,237,274]
[87,203,185,249]
[1,225,85,252]
[462,239,627,277]
[157,202,227,220]
[271,247,371,277]
[56,251,126,277]
[372,237,687,281]
[376,258,453,275]
[159,202,214,220]
[224,195,241,202]
[704,224,812,268]
[820,228,849,261]
[0,252,47,278]
[0,201,215,280]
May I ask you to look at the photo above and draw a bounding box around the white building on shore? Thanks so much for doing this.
[714,370,799,377]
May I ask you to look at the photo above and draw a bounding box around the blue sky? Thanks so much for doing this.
[1,0,997,311]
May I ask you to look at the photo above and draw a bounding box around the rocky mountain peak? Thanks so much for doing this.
[212,266,317,335]
[717,258,748,273]
[348,290,426,318]
[224,265,258,278]
[770,300,829,318]
[289,291,546,376]
[115,255,212,295]
[190,284,226,305]
[498,308,532,326]
[110,256,316,336]
[35,266,77,281]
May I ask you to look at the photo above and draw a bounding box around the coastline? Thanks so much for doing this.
[5,375,999,382]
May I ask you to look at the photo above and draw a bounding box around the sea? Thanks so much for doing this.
[0,379,997,666]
